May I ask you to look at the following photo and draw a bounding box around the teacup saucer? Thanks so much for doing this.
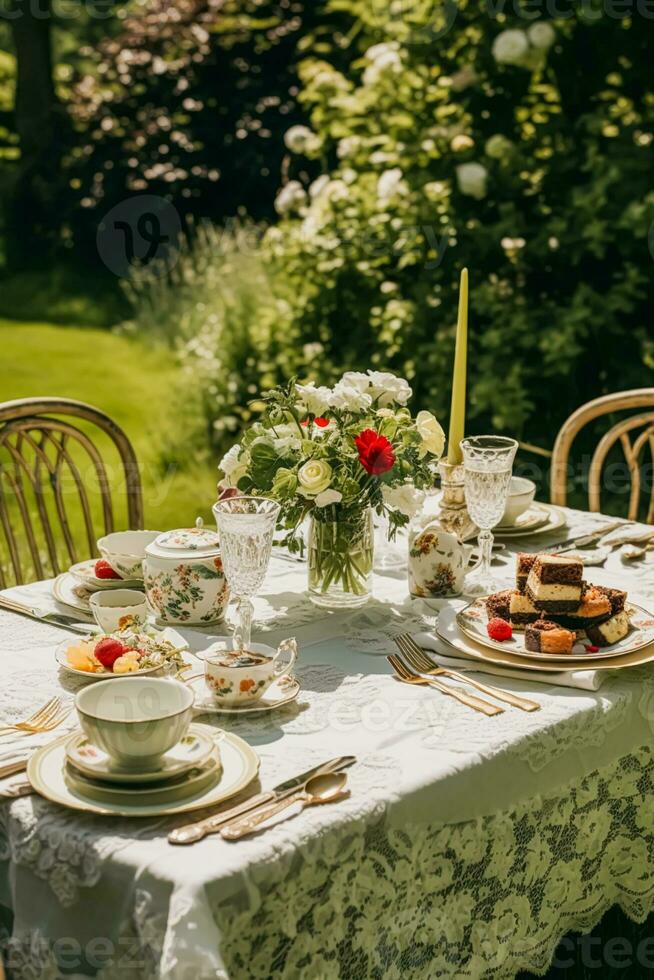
[65,749,222,806]
[186,673,300,714]
[65,725,216,784]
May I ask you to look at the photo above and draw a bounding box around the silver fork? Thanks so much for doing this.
[395,634,540,712]
[387,653,504,716]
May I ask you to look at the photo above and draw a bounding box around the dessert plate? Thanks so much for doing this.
[494,503,566,539]
[28,727,259,817]
[67,750,222,805]
[451,597,654,662]
[52,573,95,616]
[65,725,215,783]
[69,560,143,592]
[186,673,300,715]
[438,605,654,672]
[54,626,188,680]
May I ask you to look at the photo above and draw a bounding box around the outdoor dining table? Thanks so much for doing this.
[1,503,654,979]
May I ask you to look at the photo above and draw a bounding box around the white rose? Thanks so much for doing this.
[528,22,555,49]
[377,168,408,203]
[284,125,321,155]
[314,488,343,508]
[295,382,332,417]
[274,180,307,215]
[298,459,333,496]
[456,162,488,200]
[382,483,426,519]
[416,410,446,459]
[219,444,243,475]
[492,29,529,66]
[330,381,373,413]
[366,371,412,407]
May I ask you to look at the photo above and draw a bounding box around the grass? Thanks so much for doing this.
[0,319,218,535]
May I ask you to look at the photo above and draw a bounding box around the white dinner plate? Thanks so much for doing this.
[494,503,567,539]
[65,725,215,783]
[186,673,300,715]
[54,626,188,680]
[455,595,654,662]
[28,727,259,817]
[495,503,552,534]
[69,559,143,592]
[52,572,95,615]
[437,605,654,672]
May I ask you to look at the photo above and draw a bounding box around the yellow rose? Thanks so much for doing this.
[298,459,333,496]
[416,411,445,459]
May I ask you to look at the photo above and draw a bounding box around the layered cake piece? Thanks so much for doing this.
[525,619,575,655]
[557,585,612,630]
[508,591,540,629]
[525,555,583,614]
[485,590,511,621]
[586,610,631,647]
[516,553,537,594]
[593,585,627,617]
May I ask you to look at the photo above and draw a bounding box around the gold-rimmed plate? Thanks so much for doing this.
[455,596,654,662]
[66,750,222,806]
[28,726,259,817]
[494,503,567,539]
[438,604,654,672]
[52,572,95,616]
[65,726,215,783]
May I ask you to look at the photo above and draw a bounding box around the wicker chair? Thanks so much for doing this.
[0,398,143,587]
[550,389,654,523]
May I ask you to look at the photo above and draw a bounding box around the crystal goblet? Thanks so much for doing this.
[461,436,518,596]
[212,496,281,652]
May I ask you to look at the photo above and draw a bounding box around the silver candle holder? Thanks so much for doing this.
[433,460,478,541]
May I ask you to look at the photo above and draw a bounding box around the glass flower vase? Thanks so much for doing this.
[308,506,374,609]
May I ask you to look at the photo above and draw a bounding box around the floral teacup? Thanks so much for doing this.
[408,525,480,598]
[203,638,297,707]
[89,589,148,633]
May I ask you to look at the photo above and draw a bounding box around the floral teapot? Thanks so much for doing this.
[143,519,230,626]
[408,524,479,598]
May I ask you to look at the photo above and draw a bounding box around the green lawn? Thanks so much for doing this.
[0,320,218,533]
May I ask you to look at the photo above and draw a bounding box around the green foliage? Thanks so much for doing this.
[262,0,654,446]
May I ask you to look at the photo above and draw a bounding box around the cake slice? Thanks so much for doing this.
[593,585,627,617]
[508,591,540,629]
[516,553,537,594]
[485,590,511,621]
[586,610,630,647]
[525,555,583,613]
[556,585,612,630]
[525,619,575,655]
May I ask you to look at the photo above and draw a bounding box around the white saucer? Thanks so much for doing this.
[495,503,567,538]
[186,673,300,714]
[29,727,259,818]
[66,750,222,805]
[65,725,215,783]
[69,559,143,592]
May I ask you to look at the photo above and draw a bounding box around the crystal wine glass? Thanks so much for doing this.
[212,496,281,652]
[461,436,518,596]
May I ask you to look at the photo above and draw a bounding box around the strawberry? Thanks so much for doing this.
[94,559,121,580]
[94,637,126,670]
[487,618,513,642]
[584,644,600,653]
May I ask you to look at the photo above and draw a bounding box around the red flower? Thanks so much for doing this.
[354,429,396,475]
[314,417,330,428]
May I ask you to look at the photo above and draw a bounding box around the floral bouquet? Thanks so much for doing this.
[218,371,444,607]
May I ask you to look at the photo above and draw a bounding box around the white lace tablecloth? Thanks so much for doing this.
[2,506,654,979]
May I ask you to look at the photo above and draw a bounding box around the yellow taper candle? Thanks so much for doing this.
[447,267,468,465]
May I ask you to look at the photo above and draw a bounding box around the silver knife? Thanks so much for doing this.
[168,755,356,845]
[536,520,629,555]
[0,599,93,635]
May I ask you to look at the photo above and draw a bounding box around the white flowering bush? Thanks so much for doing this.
[264,0,654,444]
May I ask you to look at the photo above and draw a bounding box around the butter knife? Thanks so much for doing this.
[536,520,629,555]
[0,598,93,635]
[168,755,356,845]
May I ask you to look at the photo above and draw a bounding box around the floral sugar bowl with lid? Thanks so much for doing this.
[143,520,230,625]
[408,525,478,599]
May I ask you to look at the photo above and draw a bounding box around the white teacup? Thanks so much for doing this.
[89,589,148,633]
[203,639,297,707]
[75,677,194,769]
[501,477,536,526]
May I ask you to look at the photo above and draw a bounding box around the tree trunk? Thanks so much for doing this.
[6,0,63,268]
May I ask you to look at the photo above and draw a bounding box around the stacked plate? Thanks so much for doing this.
[53,559,144,618]
[27,724,260,817]
[494,502,566,539]
[437,598,654,673]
